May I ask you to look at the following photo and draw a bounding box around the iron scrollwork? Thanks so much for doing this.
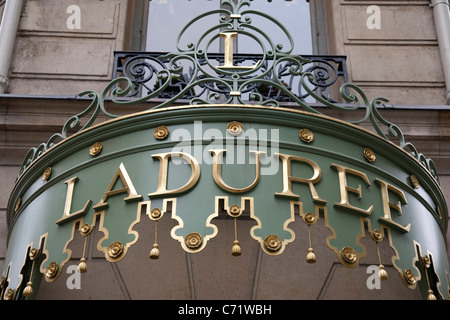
[113,51,348,104]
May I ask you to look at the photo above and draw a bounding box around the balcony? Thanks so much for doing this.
[112,51,348,104]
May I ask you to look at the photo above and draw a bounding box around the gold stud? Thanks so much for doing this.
[45,262,59,280]
[410,175,419,189]
[304,212,316,225]
[229,204,242,217]
[154,126,169,140]
[299,129,314,143]
[185,233,203,249]
[29,248,41,261]
[364,148,376,162]
[80,224,91,236]
[42,167,52,181]
[371,229,383,242]
[4,288,13,300]
[420,255,431,268]
[264,234,281,252]
[227,121,243,136]
[150,208,162,220]
[437,206,442,219]
[341,246,357,264]
[89,142,103,156]
[108,241,124,259]
[15,197,21,212]
[404,269,417,286]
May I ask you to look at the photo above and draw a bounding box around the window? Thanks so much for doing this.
[146,0,313,54]
[119,0,339,103]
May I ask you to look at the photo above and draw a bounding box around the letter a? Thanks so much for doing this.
[366,5,381,30]
[366,265,381,289]
[93,163,143,210]
[67,5,81,30]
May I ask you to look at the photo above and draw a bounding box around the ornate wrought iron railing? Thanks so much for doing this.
[112,51,348,103]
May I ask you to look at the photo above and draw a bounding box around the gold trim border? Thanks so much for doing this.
[13,104,444,191]
[170,198,219,253]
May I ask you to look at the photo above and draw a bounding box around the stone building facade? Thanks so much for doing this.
[0,0,449,300]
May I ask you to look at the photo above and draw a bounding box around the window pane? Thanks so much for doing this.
[146,0,220,52]
[146,0,312,54]
[238,0,312,54]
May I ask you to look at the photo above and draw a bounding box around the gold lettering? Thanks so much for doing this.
[217,32,260,70]
[211,149,264,193]
[56,177,92,225]
[148,152,200,197]
[275,153,326,204]
[375,178,410,233]
[331,163,374,216]
[93,163,142,210]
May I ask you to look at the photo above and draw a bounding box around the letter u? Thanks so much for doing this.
[210,149,265,193]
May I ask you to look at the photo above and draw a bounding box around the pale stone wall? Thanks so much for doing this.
[325,0,448,106]
[7,0,133,96]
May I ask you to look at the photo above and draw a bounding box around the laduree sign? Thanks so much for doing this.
[2,105,449,300]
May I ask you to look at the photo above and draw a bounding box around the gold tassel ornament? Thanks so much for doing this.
[303,212,317,264]
[23,282,33,298]
[231,219,242,257]
[371,229,388,281]
[229,205,242,256]
[420,255,437,300]
[306,248,316,264]
[149,223,160,260]
[427,290,437,300]
[22,248,41,298]
[78,224,92,273]
[78,258,87,273]
[149,208,163,260]
[150,243,160,259]
[378,265,388,281]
